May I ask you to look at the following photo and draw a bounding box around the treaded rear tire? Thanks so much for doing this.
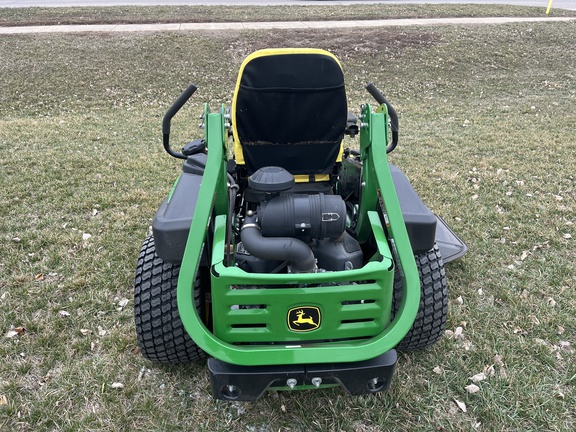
[134,235,207,364]
[393,243,448,351]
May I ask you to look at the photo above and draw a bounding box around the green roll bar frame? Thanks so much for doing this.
[177,103,420,366]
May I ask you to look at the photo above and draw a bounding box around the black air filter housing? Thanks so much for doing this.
[259,193,346,242]
[248,166,295,193]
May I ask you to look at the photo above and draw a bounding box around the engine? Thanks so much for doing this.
[236,167,363,274]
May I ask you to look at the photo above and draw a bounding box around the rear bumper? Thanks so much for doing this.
[208,349,397,401]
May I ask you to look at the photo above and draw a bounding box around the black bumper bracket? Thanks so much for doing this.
[208,349,397,401]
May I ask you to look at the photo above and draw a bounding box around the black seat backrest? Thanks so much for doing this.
[232,49,348,178]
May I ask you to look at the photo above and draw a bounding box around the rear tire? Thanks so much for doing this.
[134,235,207,364]
[393,244,448,351]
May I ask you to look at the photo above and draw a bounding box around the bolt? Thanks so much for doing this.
[221,384,241,400]
[286,378,297,390]
[367,377,385,392]
[311,377,322,388]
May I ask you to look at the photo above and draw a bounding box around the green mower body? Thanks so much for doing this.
[134,49,466,401]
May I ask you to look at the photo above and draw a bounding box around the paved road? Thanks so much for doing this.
[0,0,574,11]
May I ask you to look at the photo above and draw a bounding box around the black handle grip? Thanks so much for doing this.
[163,83,197,135]
[365,82,399,153]
[365,82,387,106]
[162,83,197,159]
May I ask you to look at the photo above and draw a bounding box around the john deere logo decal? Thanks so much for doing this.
[288,307,321,332]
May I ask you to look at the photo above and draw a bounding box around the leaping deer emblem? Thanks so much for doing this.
[292,309,319,329]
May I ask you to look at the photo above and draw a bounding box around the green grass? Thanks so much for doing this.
[1,7,575,432]
[1,3,575,27]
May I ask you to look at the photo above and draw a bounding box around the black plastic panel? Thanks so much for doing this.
[208,350,397,401]
[152,173,202,264]
[389,164,437,254]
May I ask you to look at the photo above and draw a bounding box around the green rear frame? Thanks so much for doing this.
[177,103,420,366]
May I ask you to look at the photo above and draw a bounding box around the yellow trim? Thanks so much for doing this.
[232,48,344,167]
[336,143,344,162]
[294,174,331,183]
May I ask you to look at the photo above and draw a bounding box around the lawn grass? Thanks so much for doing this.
[1,8,575,432]
[1,3,575,27]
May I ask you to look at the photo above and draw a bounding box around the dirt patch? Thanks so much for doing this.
[224,28,440,64]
